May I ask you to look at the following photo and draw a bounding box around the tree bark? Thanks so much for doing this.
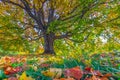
[43,32,55,54]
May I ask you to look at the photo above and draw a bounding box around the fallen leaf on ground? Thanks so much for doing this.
[64,66,82,80]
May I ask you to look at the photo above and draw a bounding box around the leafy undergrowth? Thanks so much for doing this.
[0,52,120,80]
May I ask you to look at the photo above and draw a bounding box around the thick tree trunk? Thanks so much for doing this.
[43,32,55,54]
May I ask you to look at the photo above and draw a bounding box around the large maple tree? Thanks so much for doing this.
[0,0,120,54]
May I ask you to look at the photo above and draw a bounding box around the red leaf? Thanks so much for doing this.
[10,57,17,63]
[64,66,82,80]
[40,63,50,68]
[5,66,13,72]
[92,70,103,76]
[84,66,103,77]
[15,67,23,72]
[85,67,92,72]
[4,71,10,75]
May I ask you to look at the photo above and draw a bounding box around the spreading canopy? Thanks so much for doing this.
[0,0,120,54]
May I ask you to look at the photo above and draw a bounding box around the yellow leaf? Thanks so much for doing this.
[27,76,35,80]
[49,68,62,78]
[33,66,38,71]
[42,68,62,78]
[19,72,27,80]
[19,72,35,80]
[42,70,55,78]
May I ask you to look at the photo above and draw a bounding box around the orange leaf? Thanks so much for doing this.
[103,73,112,77]
[100,77,108,80]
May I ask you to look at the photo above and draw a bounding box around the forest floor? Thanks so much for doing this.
[0,52,120,80]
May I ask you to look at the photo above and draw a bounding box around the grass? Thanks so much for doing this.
[0,51,120,79]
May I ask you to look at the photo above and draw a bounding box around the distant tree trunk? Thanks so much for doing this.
[43,32,55,54]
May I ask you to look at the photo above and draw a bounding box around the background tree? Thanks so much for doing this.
[0,0,120,54]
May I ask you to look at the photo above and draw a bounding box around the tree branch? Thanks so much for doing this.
[67,33,90,43]
[107,16,120,22]
[58,4,80,20]
[1,0,25,9]
[80,1,115,19]
[23,35,43,41]
[61,1,112,21]
[20,0,37,20]
[54,32,72,39]
[36,9,45,27]
[60,13,80,21]
[11,0,44,31]
[48,9,55,25]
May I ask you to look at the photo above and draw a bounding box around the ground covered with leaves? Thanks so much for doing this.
[0,52,120,80]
